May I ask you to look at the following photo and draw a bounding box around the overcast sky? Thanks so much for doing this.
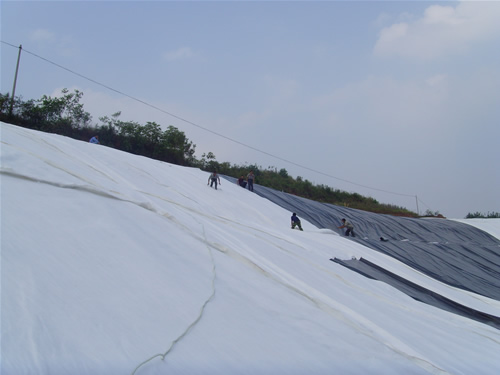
[2,0,499,218]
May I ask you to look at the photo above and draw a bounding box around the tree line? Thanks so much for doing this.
[1,89,425,217]
[0,89,196,166]
[465,212,500,219]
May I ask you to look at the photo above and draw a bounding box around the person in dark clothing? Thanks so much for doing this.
[338,218,355,237]
[207,171,221,190]
[237,175,247,188]
[291,213,303,231]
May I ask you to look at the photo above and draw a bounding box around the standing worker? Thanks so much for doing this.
[338,218,355,237]
[247,170,255,192]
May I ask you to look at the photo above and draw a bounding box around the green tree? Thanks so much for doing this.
[466,211,500,219]
[199,152,219,171]
[1,89,422,217]
[278,168,289,178]
[2,89,91,135]
[159,125,195,165]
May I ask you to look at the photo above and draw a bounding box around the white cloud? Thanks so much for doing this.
[374,2,500,60]
[377,22,408,45]
[162,47,195,62]
[373,12,391,28]
[29,28,79,58]
[30,28,55,43]
[310,74,455,141]
[422,4,465,27]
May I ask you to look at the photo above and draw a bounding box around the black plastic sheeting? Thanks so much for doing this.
[224,176,500,327]
[331,257,500,330]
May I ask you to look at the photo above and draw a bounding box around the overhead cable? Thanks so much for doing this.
[1,40,416,198]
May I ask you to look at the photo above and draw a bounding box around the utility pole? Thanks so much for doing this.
[415,195,420,216]
[9,44,22,116]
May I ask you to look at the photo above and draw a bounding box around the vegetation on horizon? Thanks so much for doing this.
[465,212,500,219]
[0,89,446,218]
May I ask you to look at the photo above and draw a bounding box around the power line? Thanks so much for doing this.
[417,197,434,212]
[1,40,416,198]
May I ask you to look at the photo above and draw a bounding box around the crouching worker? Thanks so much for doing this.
[208,170,221,190]
[291,213,303,231]
[338,218,355,237]
[237,175,247,188]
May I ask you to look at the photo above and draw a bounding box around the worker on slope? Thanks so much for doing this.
[291,213,303,231]
[338,218,355,237]
[208,170,221,190]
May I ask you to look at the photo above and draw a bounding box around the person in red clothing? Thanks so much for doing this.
[237,175,247,188]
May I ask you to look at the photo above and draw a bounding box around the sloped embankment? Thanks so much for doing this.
[224,176,500,328]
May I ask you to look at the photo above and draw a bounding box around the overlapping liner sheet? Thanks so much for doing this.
[224,176,500,328]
